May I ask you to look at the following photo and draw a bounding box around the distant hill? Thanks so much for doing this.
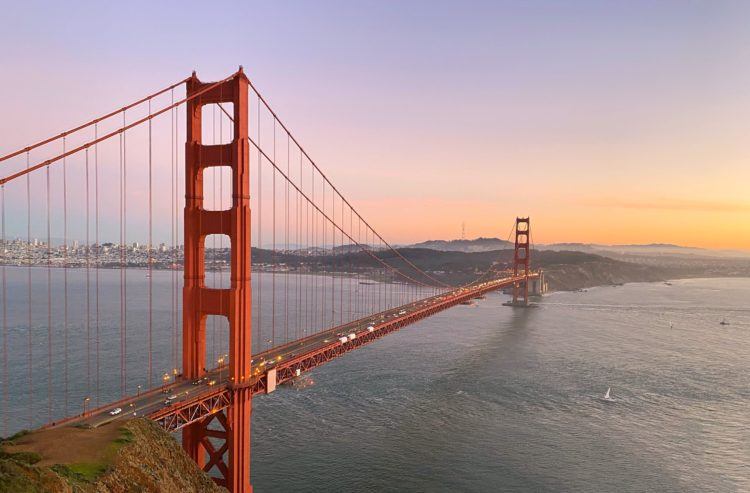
[409,237,513,253]
[543,242,750,259]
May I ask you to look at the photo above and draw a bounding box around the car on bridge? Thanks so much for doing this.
[109,407,122,416]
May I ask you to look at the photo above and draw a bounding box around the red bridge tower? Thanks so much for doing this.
[182,69,253,492]
[512,217,531,306]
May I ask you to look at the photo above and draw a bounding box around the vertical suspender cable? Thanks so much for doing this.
[296,152,307,339]
[26,151,32,426]
[321,181,325,331]
[333,193,336,326]
[85,149,91,400]
[211,106,216,364]
[219,100,224,358]
[123,112,128,393]
[312,167,316,336]
[119,126,124,396]
[306,162,311,338]
[285,132,289,344]
[332,194,336,325]
[1,184,6,436]
[170,89,176,374]
[379,239,383,312]
[380,239,384,312]
[311,168,316,335]
[356,217,360,319]
[46,160,51,422]
[258,101,262,351]
[63,138,69,417]
[340,197,344,325]
[295,148,300,341]
[347,207,357,320]
[272,122,276,348]
[95,124,100,406]
[175,95,182,376]
[148,99,153,388]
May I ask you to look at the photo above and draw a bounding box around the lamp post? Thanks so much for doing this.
[82,396,90,417]
[218,356,225,382]
[137,384,142,396]
[162,372,170,391]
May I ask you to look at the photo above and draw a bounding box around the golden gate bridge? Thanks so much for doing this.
[0,68,540,492]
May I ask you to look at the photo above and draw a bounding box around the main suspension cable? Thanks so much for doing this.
[0,78,190,164]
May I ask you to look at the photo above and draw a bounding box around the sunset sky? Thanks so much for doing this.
[1,1,749,250]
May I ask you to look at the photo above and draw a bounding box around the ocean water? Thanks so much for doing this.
[0,266,436,432]
[250,278,750,492]
[1,272,748,491]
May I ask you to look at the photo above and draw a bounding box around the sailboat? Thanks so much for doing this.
[603,387,614,402]
[720,318,730,326]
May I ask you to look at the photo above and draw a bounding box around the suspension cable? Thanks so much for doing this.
[0,78,190,163]
[251,138,438,288]
[244,81,452,289]
[0,74,237,186]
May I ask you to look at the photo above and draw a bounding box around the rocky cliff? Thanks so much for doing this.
[0,419,225,493]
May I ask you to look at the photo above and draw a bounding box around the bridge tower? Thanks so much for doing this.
[512,217,531,306]
[182,69,253,492]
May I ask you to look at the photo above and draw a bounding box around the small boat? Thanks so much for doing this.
[720,319,730,326]
[663,282,672,286]
[602,387,614,402]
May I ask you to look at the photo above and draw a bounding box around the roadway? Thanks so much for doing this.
[64,277,519,430]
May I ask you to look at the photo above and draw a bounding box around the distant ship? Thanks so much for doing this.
[720,319,730,326]
[663,281,672,286]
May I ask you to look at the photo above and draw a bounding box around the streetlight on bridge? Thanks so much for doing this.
[218,356,226,382]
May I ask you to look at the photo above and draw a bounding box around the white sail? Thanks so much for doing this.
[604,387,611,399]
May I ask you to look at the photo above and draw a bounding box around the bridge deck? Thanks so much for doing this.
[56,275,535,432]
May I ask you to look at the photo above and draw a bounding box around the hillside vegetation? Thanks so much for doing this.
[0,419,225,493]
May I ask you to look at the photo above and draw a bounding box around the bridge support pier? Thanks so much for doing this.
[182,69,253,493]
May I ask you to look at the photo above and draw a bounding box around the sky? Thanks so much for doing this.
[1,0,749,249]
